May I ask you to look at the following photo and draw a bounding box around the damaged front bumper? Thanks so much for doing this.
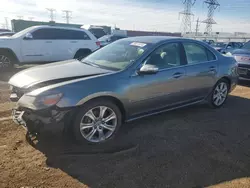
[12,106,70,133]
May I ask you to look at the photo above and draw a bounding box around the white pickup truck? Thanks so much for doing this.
[0,25,100,71]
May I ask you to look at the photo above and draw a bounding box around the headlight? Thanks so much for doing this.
[18,93,63,110]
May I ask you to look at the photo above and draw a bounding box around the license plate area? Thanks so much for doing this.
[238,68,248,75]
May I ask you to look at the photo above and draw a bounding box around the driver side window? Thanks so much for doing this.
[144,43,181,70]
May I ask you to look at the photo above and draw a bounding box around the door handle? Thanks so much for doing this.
[70,41,78,43]
[172,72,184,79]
[209,66,216,72]
[45,41,52,43]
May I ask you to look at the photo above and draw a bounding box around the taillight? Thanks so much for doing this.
[96,41,101,47]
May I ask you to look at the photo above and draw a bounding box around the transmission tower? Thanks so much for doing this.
[62,10,72,24]
[4,17,9,29]
[46,8,56,21]
[179,0,196,35]
[202,0,220,35]
[195,18,201,36]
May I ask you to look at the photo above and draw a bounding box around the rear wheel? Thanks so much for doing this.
[209,79,229,108]
[72,99,122,144]
[0,52,14,71]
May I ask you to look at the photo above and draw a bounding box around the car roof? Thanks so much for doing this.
[29,25,87,31]
[121,36,184,44]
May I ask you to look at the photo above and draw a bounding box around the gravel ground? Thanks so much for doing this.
[1,68,250,188]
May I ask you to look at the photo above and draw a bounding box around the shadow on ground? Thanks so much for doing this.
[26,95,250,188]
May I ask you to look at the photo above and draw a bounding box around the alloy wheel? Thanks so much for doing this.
[0,55,11,69]
[79,106,117,143]
[213,82,228,106]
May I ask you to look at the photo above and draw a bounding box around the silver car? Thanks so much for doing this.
[9,37,238,144]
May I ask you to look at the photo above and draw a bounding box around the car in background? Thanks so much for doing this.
[9,37,238,144]
[98,34,127,47]
[0,25,100,71]
[88,27,107,39]
[212,42,242,54]
[0,32,15,37]
[231,40,250,80]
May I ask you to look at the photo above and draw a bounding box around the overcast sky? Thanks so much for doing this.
[0,0,250,33]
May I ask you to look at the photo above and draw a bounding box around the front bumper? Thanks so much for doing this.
[12,106,70,133]
[238,64,250,80]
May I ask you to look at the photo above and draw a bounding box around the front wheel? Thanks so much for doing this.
[0,53,14,71]
[209,79,229,108]
[72,99,122,144]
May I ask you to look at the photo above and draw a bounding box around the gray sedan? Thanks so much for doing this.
[9,37,238,144]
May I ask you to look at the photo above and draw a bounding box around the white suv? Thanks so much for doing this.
[0,26,100,71]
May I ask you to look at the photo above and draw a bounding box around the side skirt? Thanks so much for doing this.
[126,100,204,122]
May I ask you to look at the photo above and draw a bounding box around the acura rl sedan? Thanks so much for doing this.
[9,37,238,144]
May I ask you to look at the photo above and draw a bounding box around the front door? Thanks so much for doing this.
[21,28,51,62]
[182,42,218,100]
[126,42,188,116]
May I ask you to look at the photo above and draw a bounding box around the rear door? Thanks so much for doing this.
[21,28,51,62]
[49,29,97,61]
[127,42,188,116]
[183,42,218,100]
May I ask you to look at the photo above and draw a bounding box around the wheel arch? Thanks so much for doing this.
[0,48,20,63]
[73,48,92,58]
[76,94,127,122]
[218,76,231,90]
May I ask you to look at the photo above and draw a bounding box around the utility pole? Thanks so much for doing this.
[28,17,34,21]
[46,8,56,21]
[179,0,196,35]
[195,18,201,36]
[62,10,72,24]
[202,0,220,35]
[4,17,9,30]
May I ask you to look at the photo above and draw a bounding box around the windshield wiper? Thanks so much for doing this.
[82,60,101,68]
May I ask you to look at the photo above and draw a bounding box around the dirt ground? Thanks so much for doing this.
[1,68,250,188]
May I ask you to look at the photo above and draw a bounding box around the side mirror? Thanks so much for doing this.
[24,33,33,40]
[138,64,159,75]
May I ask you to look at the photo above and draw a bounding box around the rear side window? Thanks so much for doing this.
[183,43,213,64]
[64,30,91,40]
[32,28,90,40]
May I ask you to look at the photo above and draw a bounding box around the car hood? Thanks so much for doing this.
[232,49,250,55]
[9,59,113,88]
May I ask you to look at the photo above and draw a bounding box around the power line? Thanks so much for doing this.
[202,0,220,35]
[17,15,23,20]
[46,8,56,21]
[62,10,72,24]
[179,0,196,34]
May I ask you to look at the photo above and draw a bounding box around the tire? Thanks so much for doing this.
[74,50,91,60]
[208,79,229,108]
[72,99,122,145]
[0,52,14,72]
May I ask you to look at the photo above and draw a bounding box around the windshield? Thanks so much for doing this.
[12,27,35,38]
[82,40,151,70]
[212,43,226,48]
[242,41,250,50]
